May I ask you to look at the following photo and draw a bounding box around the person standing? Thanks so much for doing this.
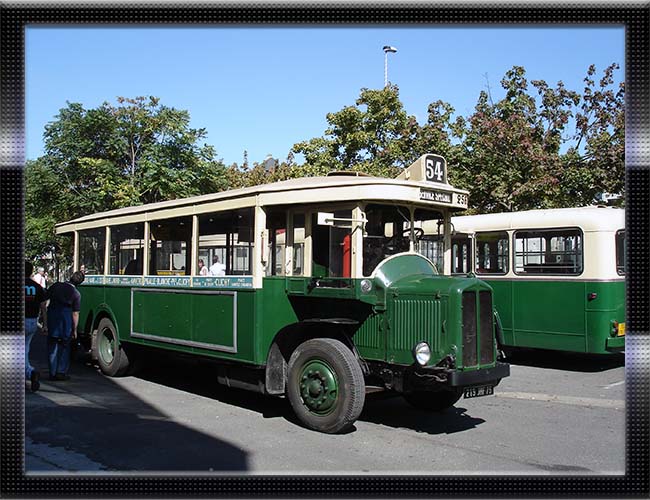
[25,261,47,392]
[46,271,85,381]
[33,266,47,288]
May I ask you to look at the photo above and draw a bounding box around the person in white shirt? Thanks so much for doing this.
[209,256,226,276]
[33,267,47,288]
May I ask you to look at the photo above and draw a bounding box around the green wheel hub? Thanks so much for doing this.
[299,360,339,415]
[98,327,115,364]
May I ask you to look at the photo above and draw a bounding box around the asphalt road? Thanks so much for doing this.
[25,334,625,475]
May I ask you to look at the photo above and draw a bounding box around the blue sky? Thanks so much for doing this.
[26,26,624,166]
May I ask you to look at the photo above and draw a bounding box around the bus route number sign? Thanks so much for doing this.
[424,154,447,184]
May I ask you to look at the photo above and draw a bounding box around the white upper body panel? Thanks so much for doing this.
[451,206,625,281]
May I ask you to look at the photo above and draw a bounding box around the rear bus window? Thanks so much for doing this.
[616,230,625,275]
[514,228,583,275]
[476,231,509,275]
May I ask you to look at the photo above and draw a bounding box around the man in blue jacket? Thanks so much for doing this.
[47,271,84,381]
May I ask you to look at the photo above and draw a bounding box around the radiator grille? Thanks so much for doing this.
[479,291,494,364]
[355,314,383,351]
[393,298,440,353]
[462,292,478,366]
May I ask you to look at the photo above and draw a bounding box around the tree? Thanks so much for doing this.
[455,66,573,212]
[454,64,623,212]
[290,64,624,213]
[292,85,418,177]
[558,63,625,206]
[26,96,230,260]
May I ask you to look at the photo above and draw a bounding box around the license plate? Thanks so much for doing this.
[463,385,494,399]
[618,322,625,337]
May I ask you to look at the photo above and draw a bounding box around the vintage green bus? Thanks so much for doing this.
[56,154,509,433]
[440,207,625,355]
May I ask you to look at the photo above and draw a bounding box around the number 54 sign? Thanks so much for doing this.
[424,154,447,184]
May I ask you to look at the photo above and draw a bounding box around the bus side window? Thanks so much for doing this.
[79,228,106,275]
[149,216,192,276]
[475,231,509,274]
[110,222,145,275]
[515,229,583,275]
[198,208,253,276]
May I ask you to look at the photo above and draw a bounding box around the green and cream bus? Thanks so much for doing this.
[442,207,625,355]
[56,154,510,433]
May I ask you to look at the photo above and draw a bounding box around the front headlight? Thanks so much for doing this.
[413,341,431,366]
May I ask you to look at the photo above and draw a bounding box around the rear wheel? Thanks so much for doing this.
[286,338,365,434]
[93,318,130,377]
[403,388,463,411]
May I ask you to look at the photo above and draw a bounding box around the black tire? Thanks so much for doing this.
[286,338,365,434]
[93,318,130,377]
[403,388,463,411]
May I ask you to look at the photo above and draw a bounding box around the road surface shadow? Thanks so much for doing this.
[132,352,294,421]
[359,391,485,434]
[503,348,625,372]
[26,334,249,472]
[132,351,483,435]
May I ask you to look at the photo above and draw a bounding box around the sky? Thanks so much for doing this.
[26,26,624,167]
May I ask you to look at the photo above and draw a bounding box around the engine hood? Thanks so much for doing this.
[372,253,491,296]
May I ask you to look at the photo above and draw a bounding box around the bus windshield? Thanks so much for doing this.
[362,204,444,276]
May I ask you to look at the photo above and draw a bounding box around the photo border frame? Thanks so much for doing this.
[1,2,648,497]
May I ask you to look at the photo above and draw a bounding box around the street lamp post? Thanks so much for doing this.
[383,45,397,87]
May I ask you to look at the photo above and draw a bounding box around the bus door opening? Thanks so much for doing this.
[311,210,352,279]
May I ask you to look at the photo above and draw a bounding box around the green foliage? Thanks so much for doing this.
[26,96,229,259]
[291,64,625,214]
[292,85,415,178]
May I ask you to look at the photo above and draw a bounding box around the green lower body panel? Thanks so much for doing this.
[486,278,625,355]
[131,288,237,353]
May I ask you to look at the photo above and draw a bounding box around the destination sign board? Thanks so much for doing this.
[419,189,452,203]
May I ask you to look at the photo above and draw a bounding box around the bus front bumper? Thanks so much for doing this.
[447,362,510,387]
[606,335,625,352]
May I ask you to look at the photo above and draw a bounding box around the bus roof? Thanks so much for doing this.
[56,172,470,233]
[452,206,625,233]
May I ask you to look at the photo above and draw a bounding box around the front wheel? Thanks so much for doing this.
[286,338,365,434]
[403,388,463,411]
[93,318,131,377]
